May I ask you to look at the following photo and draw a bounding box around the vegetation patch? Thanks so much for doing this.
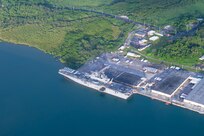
[145,25,204,66]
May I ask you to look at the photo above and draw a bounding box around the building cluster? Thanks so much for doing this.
[141,66,204,113]
[127,27,164,51]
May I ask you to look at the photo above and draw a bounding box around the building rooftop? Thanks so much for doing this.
[135,31,146,37]
[149,69,191,95]
[149,36,159,41]
[199,55,204,60]
[104,67,144,87]
[113,72,143,87]
[186,79,204,105]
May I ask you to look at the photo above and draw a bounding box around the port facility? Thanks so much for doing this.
[59,53,204,114]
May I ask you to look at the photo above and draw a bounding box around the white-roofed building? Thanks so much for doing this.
[118,46,126,50]
[199,55,204,61]
[154,32,164,37]
[135,32,146,38]
[139,39,148,45]
[184,78,204,111]
[127,52,140,58]
[120,16,129,19]
[148,30,156,36]
[149,36,159,41]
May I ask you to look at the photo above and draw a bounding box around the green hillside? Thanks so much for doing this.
[0,0,204,68]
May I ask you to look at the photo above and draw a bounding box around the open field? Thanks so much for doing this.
[0,24,66,51]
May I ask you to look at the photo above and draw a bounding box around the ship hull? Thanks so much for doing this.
[59,71,131,99]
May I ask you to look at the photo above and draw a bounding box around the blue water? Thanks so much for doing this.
[0,42,204,136]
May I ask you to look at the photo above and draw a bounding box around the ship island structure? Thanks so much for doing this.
[59,24,204,115]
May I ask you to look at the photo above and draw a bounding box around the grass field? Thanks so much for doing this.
[0,24,67,51]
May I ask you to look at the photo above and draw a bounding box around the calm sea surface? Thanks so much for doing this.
[0,42,204,136]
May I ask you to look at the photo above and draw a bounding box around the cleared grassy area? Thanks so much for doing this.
[0,16,124,50]
[83,19,121,40]
[0,24,67,51]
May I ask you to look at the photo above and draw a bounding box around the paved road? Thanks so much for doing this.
[26,2,157,29]
[170,20,204,41]
[61,5,204,43]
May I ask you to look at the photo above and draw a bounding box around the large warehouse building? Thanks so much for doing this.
[147,69,192,101]
[184,78,204,112]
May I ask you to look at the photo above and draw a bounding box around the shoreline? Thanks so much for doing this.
[0,38,50,53]
[2,38,204,115]
[0,38,66,63]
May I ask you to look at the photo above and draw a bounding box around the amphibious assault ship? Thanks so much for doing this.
[59,67,133,99]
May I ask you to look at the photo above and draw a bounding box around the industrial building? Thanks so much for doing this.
[139,39,148,45]
[147,30,156,36]
[135,31,146,37]
[126,52,140,58]
[149,36,159,41]
[183,78,204,112]
[147,69,192,101]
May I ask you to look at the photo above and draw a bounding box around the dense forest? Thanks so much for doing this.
[0,0,204,68]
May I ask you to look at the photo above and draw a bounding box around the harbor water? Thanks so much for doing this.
[0,42,204,136]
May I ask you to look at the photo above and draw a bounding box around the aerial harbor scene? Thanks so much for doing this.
[1,0,204,136]
[59,21,204,114]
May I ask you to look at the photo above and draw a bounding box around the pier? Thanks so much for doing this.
[59,53,204,114]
